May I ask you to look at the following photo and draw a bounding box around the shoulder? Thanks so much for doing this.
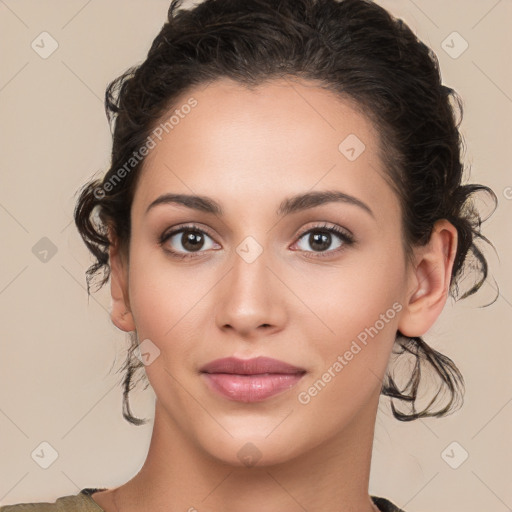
[371,495,407,512]
[0,488,107,512]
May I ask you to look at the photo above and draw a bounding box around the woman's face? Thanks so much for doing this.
[113,78,418,466]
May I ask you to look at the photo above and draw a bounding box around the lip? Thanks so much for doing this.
[200,357,306,402]
[200,356,306,375]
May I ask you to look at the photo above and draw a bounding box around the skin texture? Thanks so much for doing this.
[92,77,457,512]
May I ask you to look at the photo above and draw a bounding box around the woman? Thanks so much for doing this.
[1,0,497,511]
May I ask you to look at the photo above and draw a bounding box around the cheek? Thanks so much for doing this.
[291,248,405,399]
[293,266,403,423]
[126,244,215,344]
[125,251,206,394]
[294,247,404,333]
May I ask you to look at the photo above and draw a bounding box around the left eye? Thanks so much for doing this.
[293,225,354,255]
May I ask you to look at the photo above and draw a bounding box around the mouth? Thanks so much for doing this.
[200,356,306,402]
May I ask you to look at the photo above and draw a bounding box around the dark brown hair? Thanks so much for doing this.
[74,0,497,425]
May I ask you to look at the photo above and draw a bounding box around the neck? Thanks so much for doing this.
[109,391,381,512]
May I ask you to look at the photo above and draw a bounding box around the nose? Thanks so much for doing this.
[215,241,287,339]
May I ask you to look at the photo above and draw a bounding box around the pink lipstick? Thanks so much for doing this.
[200,356,306,402]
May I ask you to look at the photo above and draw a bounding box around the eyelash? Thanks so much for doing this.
[158,222,355,260]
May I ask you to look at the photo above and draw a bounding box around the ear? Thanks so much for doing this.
[109,233,136,333]
[397,219,458,337]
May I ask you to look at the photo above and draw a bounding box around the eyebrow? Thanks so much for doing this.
[145,190,374,218]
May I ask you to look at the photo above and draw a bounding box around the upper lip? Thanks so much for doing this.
[200,356,306,375]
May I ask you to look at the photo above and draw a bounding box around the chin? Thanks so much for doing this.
[197,428,309,469]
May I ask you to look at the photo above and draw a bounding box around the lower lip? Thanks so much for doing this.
[202,373,305,402]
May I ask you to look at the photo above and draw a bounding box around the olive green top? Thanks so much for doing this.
[1,488,406,511]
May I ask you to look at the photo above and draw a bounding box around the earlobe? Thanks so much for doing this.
[109,237,136,333]
[398,219,458,338]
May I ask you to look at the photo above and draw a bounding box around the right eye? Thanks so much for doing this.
[159,224,220,259]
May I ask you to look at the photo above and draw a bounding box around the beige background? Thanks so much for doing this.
[0,1,511,511]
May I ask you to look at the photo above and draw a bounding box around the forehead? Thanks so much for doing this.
[133,77,397,220]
